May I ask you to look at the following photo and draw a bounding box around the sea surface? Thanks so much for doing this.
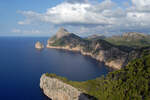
[0,37,109,100]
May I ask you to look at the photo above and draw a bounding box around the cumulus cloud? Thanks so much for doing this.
[18,0,118,25]
[17,0,150,35]
[129,0,150,12]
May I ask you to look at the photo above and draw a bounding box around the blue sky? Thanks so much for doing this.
[0,0,150,37]
[0,0,63,36]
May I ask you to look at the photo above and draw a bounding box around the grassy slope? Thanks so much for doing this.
[45,49,150,100]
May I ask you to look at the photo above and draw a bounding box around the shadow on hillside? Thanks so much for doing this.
[79,93,98,100]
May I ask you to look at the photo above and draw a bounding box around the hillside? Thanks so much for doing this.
[86,34,106,40]
[43,49,150,100]
[47,28,141,69]
[105,32,150,48]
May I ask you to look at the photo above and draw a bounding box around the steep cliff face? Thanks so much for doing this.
[47,28,140,69]
[40,74,93,100]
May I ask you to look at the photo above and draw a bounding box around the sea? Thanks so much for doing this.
[0,37,109,100]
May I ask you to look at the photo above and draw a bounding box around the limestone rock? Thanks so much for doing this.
[40,74,92,100]
[35,41,44,49]
[56,28,70,39]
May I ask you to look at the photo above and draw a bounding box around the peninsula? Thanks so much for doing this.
[46,28,142,69]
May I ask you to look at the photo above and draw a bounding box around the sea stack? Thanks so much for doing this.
[35,41,44,49]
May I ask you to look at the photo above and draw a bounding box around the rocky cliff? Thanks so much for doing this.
[47,28,140,69]
[40,74,94,100]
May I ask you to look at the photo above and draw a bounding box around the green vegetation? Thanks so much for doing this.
[50,33,84,46]
[46,50,150,100]
[106,38,150,48]
[49,33,133,52]
[105,34,150,48]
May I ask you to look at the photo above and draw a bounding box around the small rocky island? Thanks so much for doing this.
[35,41,44,49]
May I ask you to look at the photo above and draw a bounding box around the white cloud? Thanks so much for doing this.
[18,1,118,25]
[132,0,150,7]
[12,29,21,33]
[129,0,150,12]
[17,0,150,35]
[12,29,41,34]
[23,30,41,34]
[18,20,30,25]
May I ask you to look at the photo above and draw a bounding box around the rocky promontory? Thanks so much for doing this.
[47,28,140,69]
[40,74,94,100]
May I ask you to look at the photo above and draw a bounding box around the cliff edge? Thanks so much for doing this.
[40,74,95,100]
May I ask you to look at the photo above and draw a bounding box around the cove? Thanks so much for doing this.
[0,37,110,100]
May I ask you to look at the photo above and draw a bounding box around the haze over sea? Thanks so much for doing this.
[0,37,109,100]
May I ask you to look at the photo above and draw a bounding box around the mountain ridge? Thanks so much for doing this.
[105,32,150,47]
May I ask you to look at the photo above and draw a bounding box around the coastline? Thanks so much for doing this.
[47,45,123,70]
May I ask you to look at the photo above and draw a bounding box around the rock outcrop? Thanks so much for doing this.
[35,41,44,49]
[40,74,92,100]
[56,27,70,39]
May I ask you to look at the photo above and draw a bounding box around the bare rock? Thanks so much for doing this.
[40,74,92,100]
[35,41,44,49]
[56,28,70,39]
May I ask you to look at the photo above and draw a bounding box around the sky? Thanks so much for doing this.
[0,0,150,37]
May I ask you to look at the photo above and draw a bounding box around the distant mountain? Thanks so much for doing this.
[47,28,144,69]
[86,34,106,40]
[55,28,70,39]
[48,28,70,42]
[48,28,85,47]
[105,32,150,47]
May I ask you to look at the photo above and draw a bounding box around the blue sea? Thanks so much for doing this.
[0,37,109,100]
